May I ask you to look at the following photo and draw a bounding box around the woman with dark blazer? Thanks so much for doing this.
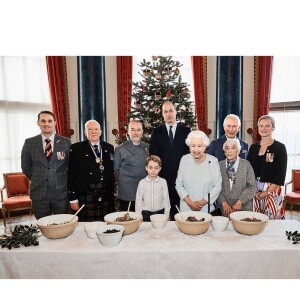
[217,139,256,217]
[247,115,287,219]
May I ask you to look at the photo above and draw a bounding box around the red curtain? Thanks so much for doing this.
[116,56,132,139]
[191,56,208,133]
[46,56,72,138]
[253,56,274,141]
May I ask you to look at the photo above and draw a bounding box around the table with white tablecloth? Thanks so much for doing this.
[0,220,299,279]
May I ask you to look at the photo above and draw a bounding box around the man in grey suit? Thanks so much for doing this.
[21,111,71,219]
[217,138,256,217]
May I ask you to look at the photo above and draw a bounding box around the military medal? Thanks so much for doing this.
[96,157,101,164]
[100,164,105,171]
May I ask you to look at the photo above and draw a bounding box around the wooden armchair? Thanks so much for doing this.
[0,172,32,227]
[284,169,300,211]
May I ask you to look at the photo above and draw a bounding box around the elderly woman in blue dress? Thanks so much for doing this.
[176,130,222,213]
[217,138,256,217]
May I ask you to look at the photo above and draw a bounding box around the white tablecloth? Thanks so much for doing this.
[0,220,299,279]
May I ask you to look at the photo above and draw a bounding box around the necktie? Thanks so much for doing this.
[169,126,174,147]
[93,144,101,157]
[45,138,52,159]
[226,160,236,181]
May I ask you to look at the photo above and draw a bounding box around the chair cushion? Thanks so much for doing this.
[6,174,28,196]
[285,192,300,204]
[3,196,31,210]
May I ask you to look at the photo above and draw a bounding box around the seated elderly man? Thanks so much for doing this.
[176,130,222,214]
[217,138,256,217]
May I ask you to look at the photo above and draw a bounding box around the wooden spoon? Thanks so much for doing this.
[175,205,184,221]
[69,204,85,223]
[127,201,131,213]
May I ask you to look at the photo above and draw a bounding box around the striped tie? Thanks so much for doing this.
[45,138,52,159]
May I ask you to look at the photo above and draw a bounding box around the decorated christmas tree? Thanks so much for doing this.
[114,56,197,144]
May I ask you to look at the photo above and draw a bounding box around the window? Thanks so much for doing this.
[0,56,51,186]
[270,56,300,185]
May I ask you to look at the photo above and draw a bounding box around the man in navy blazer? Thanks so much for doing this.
[207,114,248,161]
[150,101,190,220]
[21,111,71,219]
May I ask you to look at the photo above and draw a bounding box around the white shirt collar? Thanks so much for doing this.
[145,176,160,182]
[225,135,238,140]
[166,123,177,131]
[42,133,55,142]
[90,141,100,147]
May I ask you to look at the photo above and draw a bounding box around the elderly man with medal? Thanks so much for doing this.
[68,119,115,221]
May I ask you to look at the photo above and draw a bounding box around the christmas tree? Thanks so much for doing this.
[114,56,197,144]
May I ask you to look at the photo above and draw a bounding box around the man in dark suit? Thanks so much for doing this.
[21,111,71,219]
[68,120,115,221]
[207,114,248,161]
[150,101,190,220]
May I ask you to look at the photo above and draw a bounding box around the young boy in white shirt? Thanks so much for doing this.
[135,155,171,221]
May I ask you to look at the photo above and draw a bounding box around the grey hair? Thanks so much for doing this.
[223,114,241,128]
[185,130,209,147]
[223,138,241,154]
[128,119,143,130]
[258,115,275,129]
[85,119,101,131]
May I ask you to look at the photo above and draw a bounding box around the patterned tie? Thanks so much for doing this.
[169,126,174,147]
[226,160,236,181]
[45,138,52,159]
[93,144,100,157]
